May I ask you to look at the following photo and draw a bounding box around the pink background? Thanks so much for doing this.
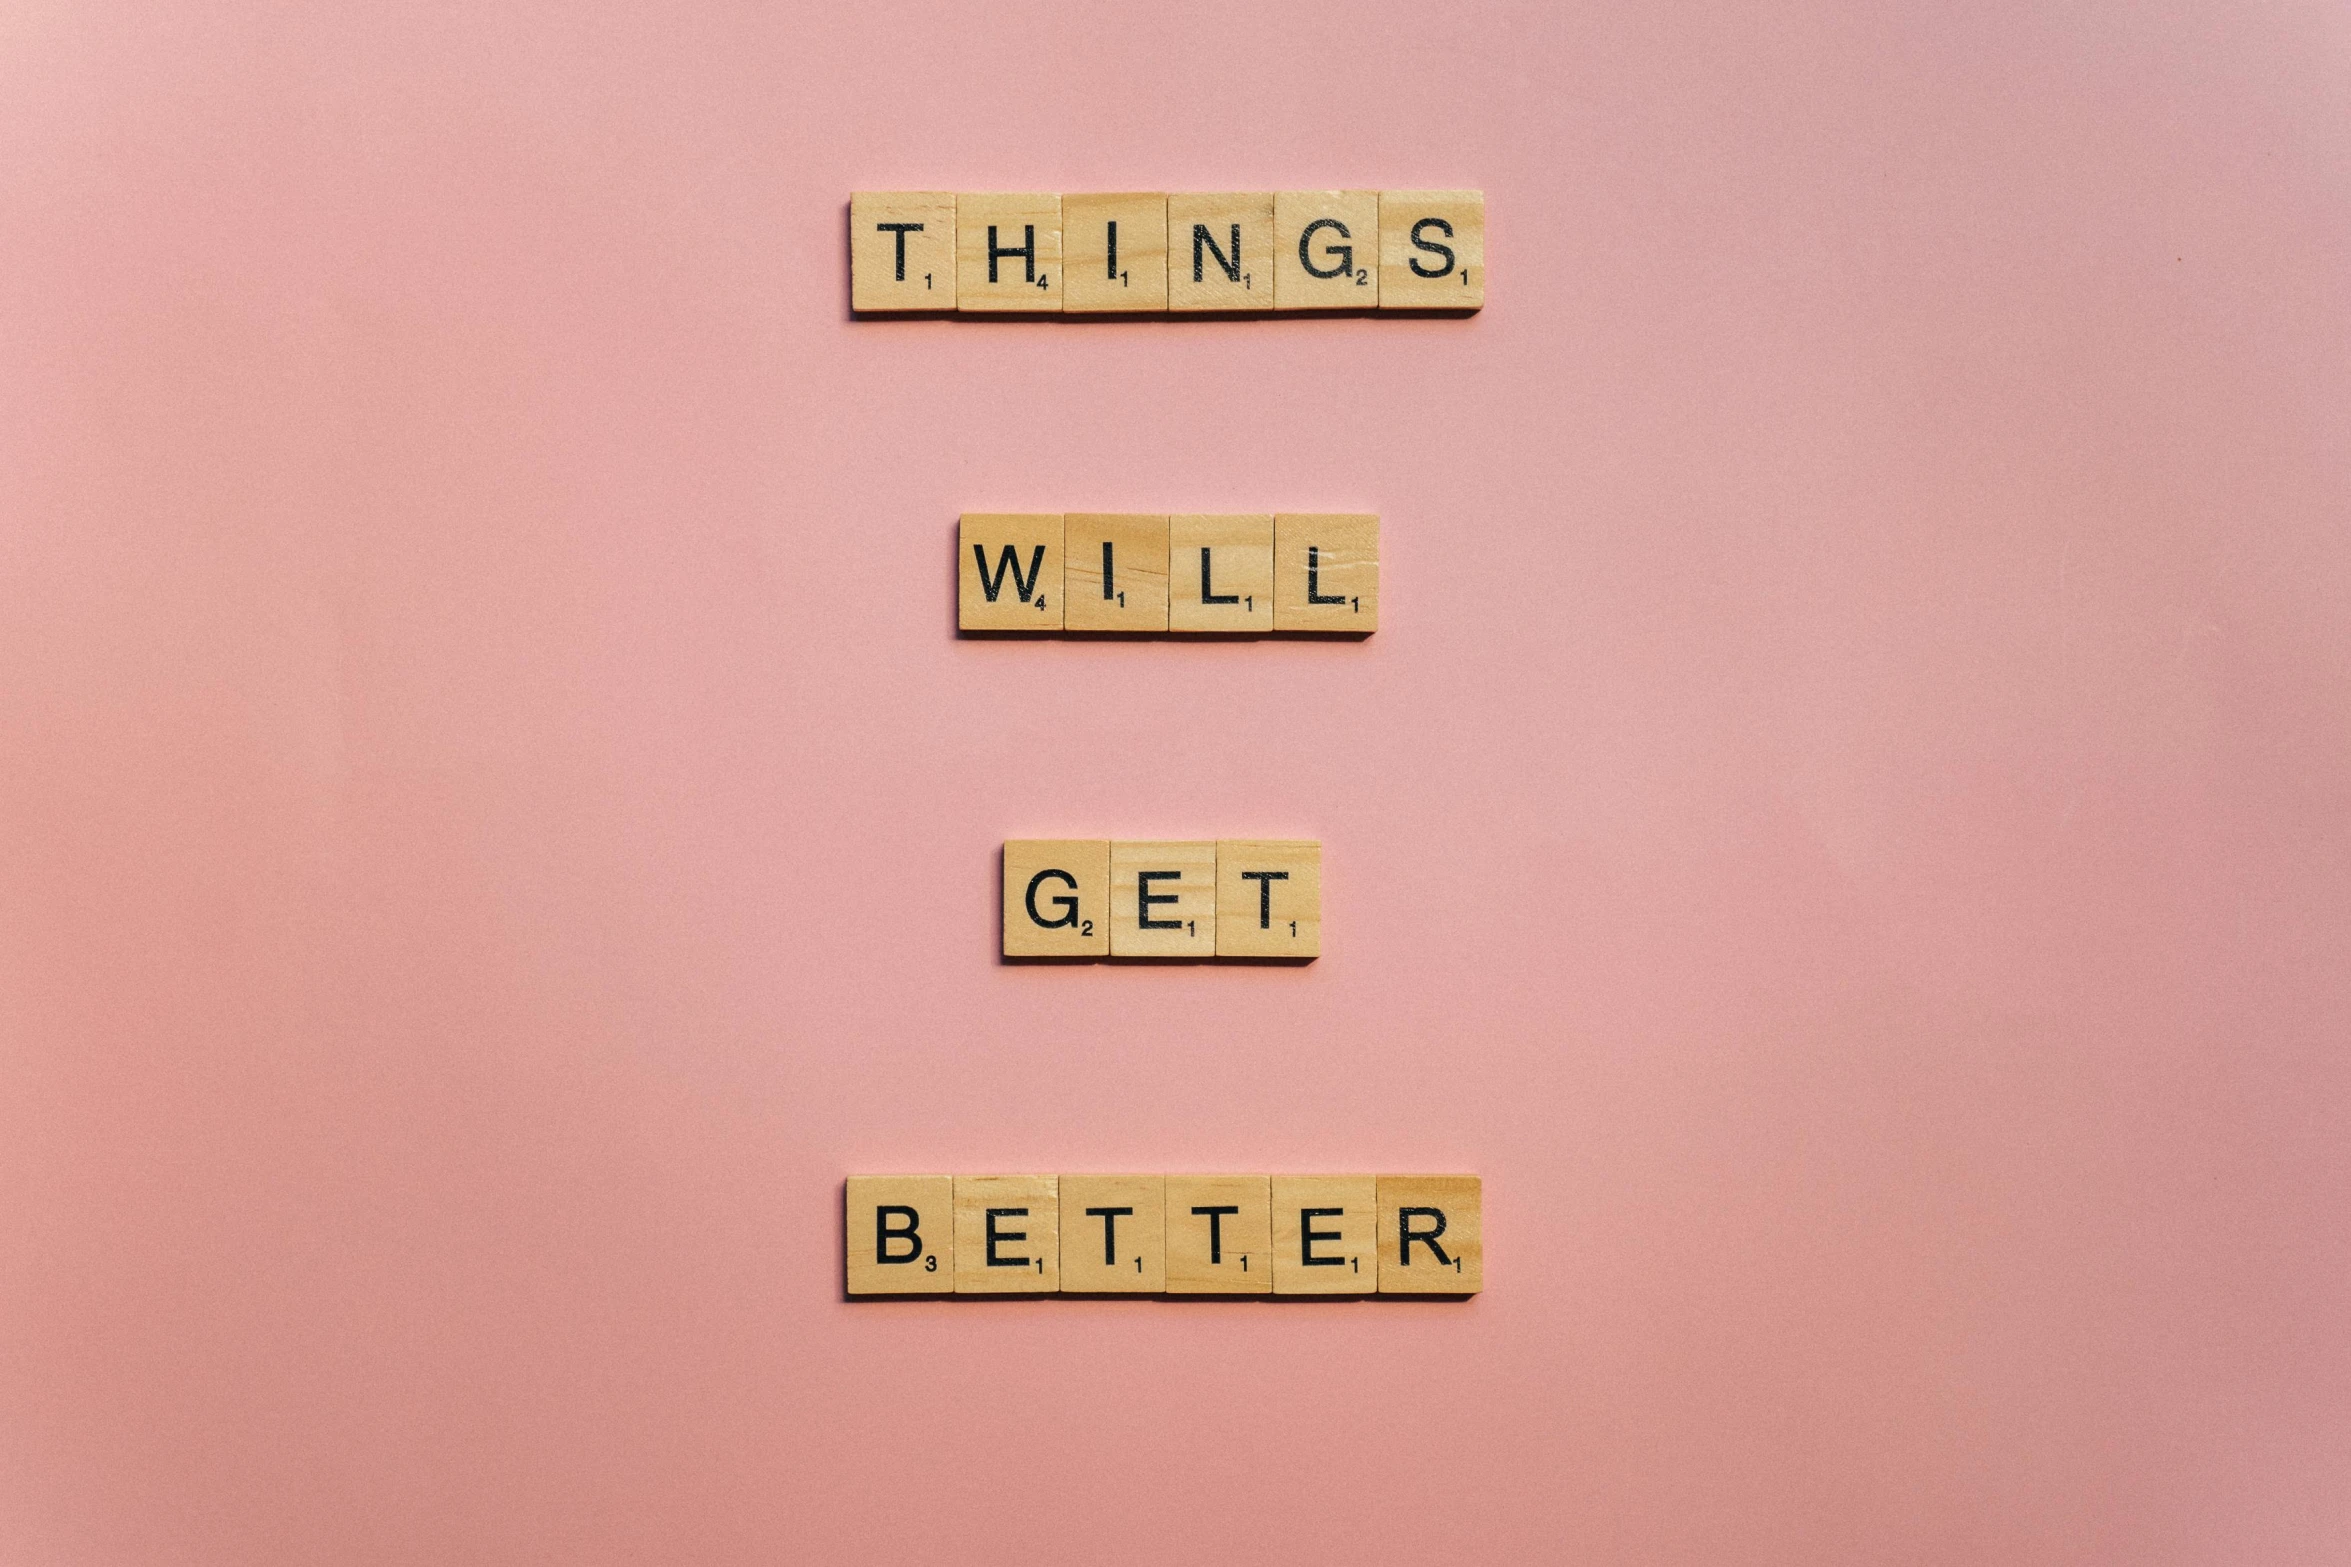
[4,2,2347,1562]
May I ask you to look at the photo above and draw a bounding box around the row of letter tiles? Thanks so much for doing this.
[850,192,1482,314]
[845,1175,1481,1296]
[961,514,1376,634]
[1005,840,1320,958]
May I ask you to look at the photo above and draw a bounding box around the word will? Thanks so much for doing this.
[961,514,1376,634]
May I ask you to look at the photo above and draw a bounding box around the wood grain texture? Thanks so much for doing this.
[1001,840,1110,957]
[953,1175,1061,1293]
[1378,190,1483,311]
[1214,839,1320,958]
[850,191,958,312]
[956,193,1063,311]
[1062,193,1167,313]
[1058,1174,1167,1292]
[958,514,1064,631]
[844,1175,954,1295]
[1164,1174,1272,1294]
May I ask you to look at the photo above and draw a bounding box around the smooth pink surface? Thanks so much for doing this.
[4,3,2348,1562]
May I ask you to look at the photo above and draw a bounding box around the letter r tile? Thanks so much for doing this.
[850,192,959,312]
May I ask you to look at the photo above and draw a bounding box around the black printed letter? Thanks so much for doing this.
[876,1204,924,1264]
[1398,1206,1452,1267]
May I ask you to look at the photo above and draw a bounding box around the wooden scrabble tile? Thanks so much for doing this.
[1273,513,1379,633]
[1002,840,1110,957]
[1214,839,1321,958]
[1108,841,1218,957]
[1166,193,1275,312]
[849,191,959,312]
[1063,514,1171,632]
[1062,193,1168,313]
[954,1175,1061,1293]
[957,193,1063,311]
[1164,1174,1272,1294]
[845,1175,954,1295]
[1167,514,1273,634]
[958,513,1064,630]
[1379,190,1483,311]
[1271,1175,1377,1295]
[1059,1174,1167,1292]
[1376,1174,1482,1294]
[1273,190,1380,310]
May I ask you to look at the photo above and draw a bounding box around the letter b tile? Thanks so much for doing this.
[845,1175,954,1295]
[957,193,1062,311]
